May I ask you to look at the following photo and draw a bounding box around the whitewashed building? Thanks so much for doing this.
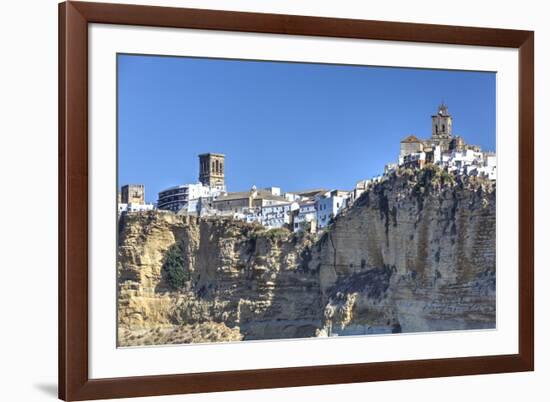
[283,192,301,202]
[384,163,398,175]
[446,149,484,171]
[260,202,299,228]
[264,186,281,196]
[118,202,154,215]
[157,183,224,213]
[402,151,427,169]
[292,201,317,232]
[316,190,350,229]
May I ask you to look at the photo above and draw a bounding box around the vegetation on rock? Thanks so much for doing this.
[162,243,189,289]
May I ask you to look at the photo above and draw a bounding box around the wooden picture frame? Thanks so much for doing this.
[59,1,534,400]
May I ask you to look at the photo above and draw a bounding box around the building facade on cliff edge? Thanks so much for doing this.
[157,153,227,213]
[350,103,496,206]
[118,184,155,215]
[199,183,351,232]
[397,103,495,180]
[291,200,317,232]
[210,186,300,228]
[316,190,351,229]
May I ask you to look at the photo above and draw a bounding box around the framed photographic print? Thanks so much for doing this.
[59,1,534,400]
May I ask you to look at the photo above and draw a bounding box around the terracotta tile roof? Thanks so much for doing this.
[400,135,422,143]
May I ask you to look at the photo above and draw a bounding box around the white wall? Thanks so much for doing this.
[0,0,547,401]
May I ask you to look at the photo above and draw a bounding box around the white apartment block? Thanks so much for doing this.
[316,190,350,229]
[157,182,225,213]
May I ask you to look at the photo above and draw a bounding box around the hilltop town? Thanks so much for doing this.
[118,103,496,234]
[117,102,497,345]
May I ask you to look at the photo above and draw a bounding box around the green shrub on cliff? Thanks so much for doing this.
[438,169,455,185]
[162,243,189,289]
[264,227,290,240]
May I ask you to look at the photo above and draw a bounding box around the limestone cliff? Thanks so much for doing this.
[117,166,496,346]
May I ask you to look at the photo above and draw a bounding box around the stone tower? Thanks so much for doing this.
[431,103,453,139]
[120,184,145,204]
[198,153,225,189]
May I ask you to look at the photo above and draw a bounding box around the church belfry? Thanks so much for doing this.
[431,103,453,139]
[198,153,225,189]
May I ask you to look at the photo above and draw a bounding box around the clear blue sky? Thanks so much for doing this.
[118,54,496,203]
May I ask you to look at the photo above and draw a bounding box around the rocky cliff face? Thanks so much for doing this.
[117,166,496,346]
[117,213,321,345]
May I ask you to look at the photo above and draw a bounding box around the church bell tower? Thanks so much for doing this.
[431,103,453,139]
[198,153,225,189]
